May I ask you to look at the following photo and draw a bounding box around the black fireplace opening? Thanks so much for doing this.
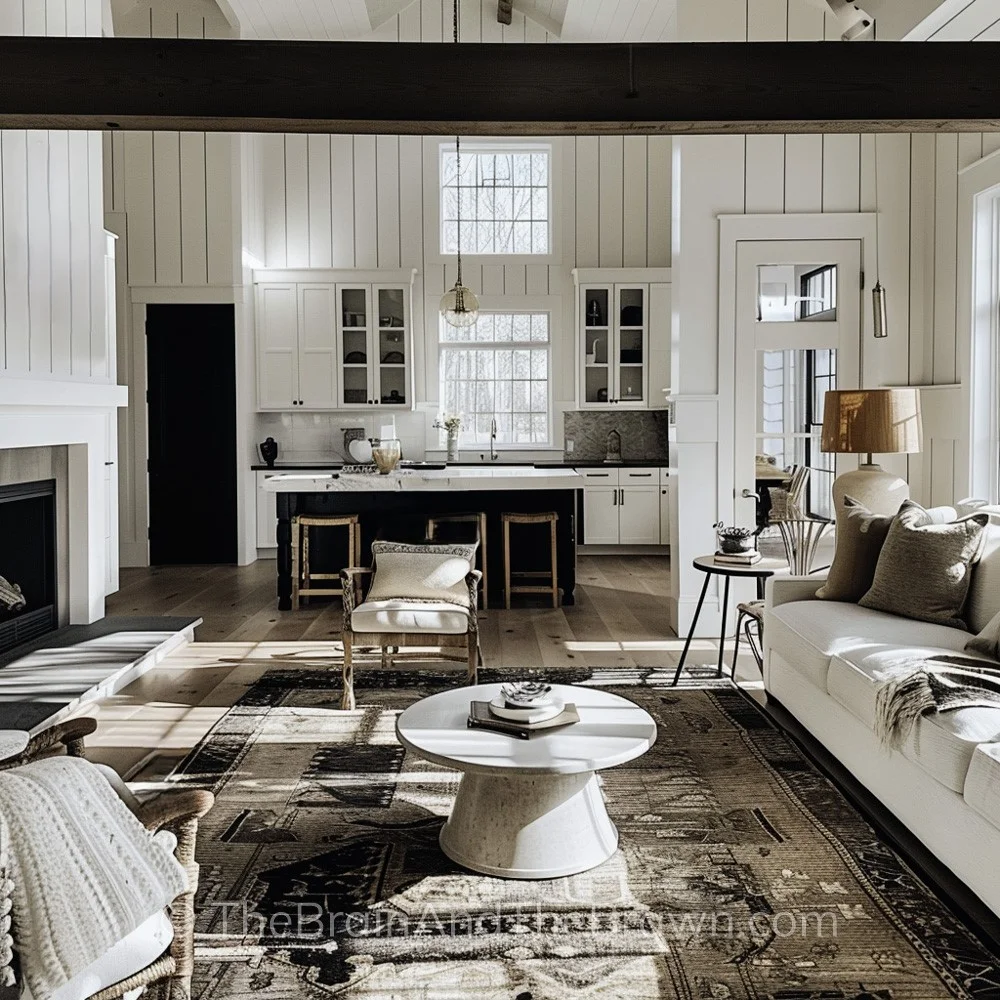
[0,479,57,656]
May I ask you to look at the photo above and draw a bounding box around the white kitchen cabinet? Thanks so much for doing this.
[255,269,416,412]
[579,467,669,545]
[573,268,671,410]
[256,471,278,549]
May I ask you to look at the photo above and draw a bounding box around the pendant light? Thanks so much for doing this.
[439,0,479,329]
[872,134,888,339]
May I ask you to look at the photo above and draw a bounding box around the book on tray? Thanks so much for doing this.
[467,701,580,739]
[714,550,761,565]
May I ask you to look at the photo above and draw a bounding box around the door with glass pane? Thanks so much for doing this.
[338,285,373,407]
[373,285,408,407]
[614,285,647,406]
[734,240,861,529]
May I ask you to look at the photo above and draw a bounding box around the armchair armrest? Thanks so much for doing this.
[765,574,826,610]
[466,569,483,615]
[0,716,97,769]
[136,788,215,835]
[341,567,374,632]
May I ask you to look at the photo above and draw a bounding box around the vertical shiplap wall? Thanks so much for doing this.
[104,0,240,288]
[669,0,986,634]
[0,0,108,383]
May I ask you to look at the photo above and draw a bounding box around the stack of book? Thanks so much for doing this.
[714,550,762,566]
[467,681,579,740]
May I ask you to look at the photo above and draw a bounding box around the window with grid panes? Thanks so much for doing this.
[440,146,551,256]
[439,312,551,447]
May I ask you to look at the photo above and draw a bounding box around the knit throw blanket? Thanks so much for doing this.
[0,756,187,1000]
[873,655,1000,749]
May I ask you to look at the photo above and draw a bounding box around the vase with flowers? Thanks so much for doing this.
[434,413,463,463]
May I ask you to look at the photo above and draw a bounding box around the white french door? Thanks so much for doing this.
[734,239,862,526]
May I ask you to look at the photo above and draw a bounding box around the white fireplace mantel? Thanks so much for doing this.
[1,378,129,624]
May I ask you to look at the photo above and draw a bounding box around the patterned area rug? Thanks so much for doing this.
[176,666,1000,999]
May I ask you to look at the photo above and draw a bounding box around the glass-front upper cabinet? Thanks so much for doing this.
[336,281,412,409]
[578,281,649,408]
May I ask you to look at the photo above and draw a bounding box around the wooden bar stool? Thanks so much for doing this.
[426,512,488,610]
[291,513,361,610]
[502,511,559,609]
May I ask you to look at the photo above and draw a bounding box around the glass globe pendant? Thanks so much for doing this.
[440,273,479,328]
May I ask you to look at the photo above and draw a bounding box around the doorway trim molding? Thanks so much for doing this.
[716,213,878,531]
[958,151,1000,503]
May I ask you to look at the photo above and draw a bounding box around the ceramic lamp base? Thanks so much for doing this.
[832,463,909,517]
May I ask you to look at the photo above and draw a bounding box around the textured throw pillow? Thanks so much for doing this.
[966,608,1000,660]
[816,496,895,603]
[859,500,990,629]
[366,540,477,608]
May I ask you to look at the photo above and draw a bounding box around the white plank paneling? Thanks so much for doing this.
[646,135,670,266]
[49,129,72,376]
[179,132,209,282]
[933,134,959,384]
[206,133,236,284]
[69,131,92,376]
[1,131,29,372]
[376,135,401,268]
[307,136,333,267]
[744,136,785,213]
[354,135,378,269]
[284,135,310,268]
[822,134,861,212]
[598,136,624,267]
[152,132,182,284]
[783,135,823,213]
[330,136,356,268]
[26,131,52,373]
[622,136,647,267]
[575,138,600,268]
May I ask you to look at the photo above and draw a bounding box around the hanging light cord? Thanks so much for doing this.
[453,0,462,289]
[873,135,880,283]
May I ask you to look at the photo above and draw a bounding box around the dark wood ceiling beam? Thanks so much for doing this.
[0,37,998,134]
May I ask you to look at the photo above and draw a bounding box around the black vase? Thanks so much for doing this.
[259,437,278,468]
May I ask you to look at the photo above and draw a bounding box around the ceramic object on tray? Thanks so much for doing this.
[348,438,373,463]
[489,694,564,724]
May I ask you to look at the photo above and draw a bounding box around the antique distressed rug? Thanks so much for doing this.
[175,664,1000,999]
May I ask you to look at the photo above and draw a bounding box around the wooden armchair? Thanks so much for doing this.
[0,718,214,1000]
[339,565,482,710]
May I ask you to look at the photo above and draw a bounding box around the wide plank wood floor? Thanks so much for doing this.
[90,555,760,780]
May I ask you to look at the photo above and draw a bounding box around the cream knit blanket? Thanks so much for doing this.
[0,756,187,1000]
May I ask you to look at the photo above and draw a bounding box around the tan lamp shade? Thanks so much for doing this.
[821,388,923,456]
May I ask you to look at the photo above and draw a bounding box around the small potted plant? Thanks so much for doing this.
[434,413,463,463]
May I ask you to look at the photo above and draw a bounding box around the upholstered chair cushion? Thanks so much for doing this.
[366,541,477,608]
[859,500,989,630]
[966,608,1000,661]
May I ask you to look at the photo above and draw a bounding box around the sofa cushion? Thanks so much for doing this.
[351,599,470,634]
[24,910,173,1000]
[765,600,970,689]
[964,742,1000,832]
[827,648,1000,792]
[816,496,895,603]
[859,501,989,630]
[967,521,1000,635]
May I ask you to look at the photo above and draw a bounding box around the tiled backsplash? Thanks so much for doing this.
[255,411,429,464]
[563,410,672,462]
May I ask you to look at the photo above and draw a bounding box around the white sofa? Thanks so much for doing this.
[763,510,1000,916]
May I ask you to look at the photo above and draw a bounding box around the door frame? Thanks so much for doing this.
[718,214,878,532]
[733,238,863,526]
[118,285,254,567]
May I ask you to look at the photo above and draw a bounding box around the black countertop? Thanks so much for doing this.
[252,459,672,471]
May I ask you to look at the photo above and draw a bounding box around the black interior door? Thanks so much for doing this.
[147,304,238,564]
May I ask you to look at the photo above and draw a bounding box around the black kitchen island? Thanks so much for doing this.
[266,469,582,610]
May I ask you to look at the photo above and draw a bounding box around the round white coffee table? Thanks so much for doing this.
[395,683,657,879]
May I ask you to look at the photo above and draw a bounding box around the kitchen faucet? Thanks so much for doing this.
[490,417,498,461]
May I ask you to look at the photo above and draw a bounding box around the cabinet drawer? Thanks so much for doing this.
[576,468,620,484]
[621,469,657,483]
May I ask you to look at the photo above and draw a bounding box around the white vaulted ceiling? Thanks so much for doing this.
[215,0,676,40]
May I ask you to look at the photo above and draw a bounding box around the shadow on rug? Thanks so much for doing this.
[174,665,1000,999]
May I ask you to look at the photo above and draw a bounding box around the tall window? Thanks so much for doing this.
[439,312,551,447]
[440,145,551,256]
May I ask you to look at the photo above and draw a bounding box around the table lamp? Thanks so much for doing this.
[820,388,922,516]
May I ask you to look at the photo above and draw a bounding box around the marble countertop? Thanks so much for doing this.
[262,467,583,492]
[253,459,674,472]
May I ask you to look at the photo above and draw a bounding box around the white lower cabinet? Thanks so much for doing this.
[579,468,670,545]
[619,486,660,544]
[256,472,278,549]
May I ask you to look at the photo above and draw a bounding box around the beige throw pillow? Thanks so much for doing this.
[816,496,894,603]
[858,501,989,629]
[966,608,1000,660]
[366,541,477,608]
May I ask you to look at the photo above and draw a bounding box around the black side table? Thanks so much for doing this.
[671,554,785,685]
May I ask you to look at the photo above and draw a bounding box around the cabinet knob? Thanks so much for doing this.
[292,400,298,406]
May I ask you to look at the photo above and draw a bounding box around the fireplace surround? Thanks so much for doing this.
[0,479,57,656]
